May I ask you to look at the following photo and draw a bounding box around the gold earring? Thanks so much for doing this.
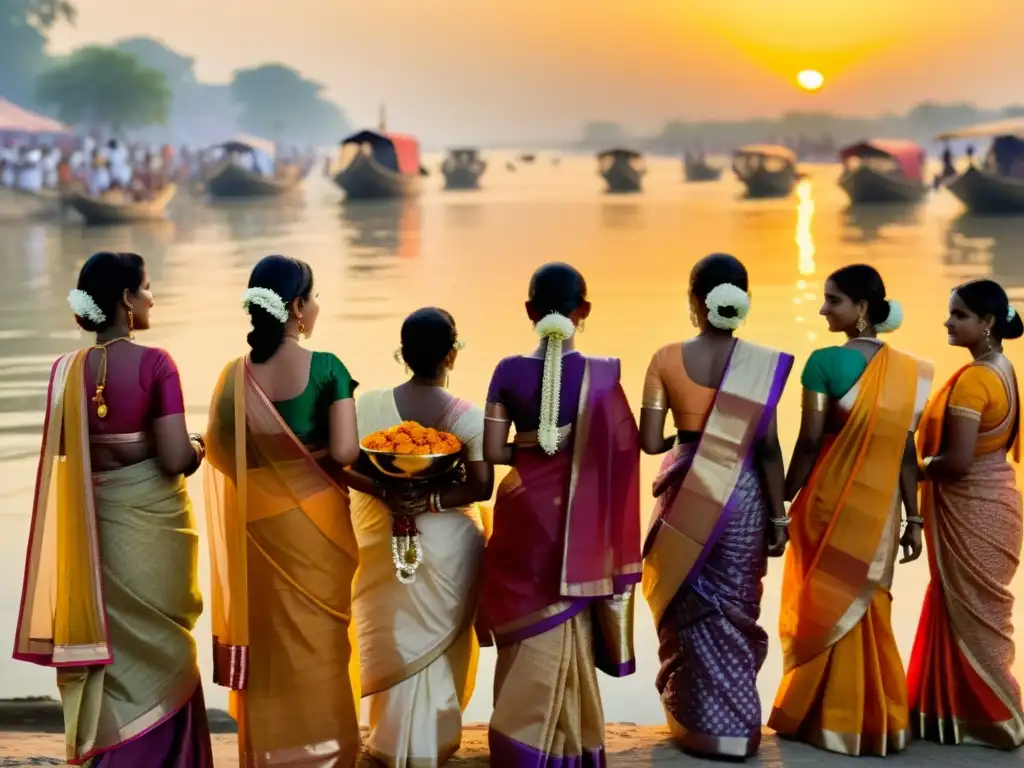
[298,319,305,336]
[986,327,993,348]
[127,306,135,339]
[578,319,586,334]
[856,316,868,334]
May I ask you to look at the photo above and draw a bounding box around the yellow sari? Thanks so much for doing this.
[204,358,361,766]
[769,343,933,756]
[14,350,208,765]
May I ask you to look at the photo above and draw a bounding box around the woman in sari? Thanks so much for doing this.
[203,254,363,766]
[768,264,933,756]
[345,307,493,767]
[909,278,1024,749]
[640,254,793,760]
[480,262,642,766]
[14,251,212,766]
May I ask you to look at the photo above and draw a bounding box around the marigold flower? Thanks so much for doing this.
[361,420,462,455]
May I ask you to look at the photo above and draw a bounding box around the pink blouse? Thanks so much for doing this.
[81,345,185,435]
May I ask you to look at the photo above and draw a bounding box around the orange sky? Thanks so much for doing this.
[46,0,1022,143]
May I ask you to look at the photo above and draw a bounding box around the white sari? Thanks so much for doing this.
[352,388,487,767]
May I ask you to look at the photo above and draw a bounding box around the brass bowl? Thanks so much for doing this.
[361,447,462,480]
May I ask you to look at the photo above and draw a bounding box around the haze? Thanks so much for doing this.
[47,0,1022,144]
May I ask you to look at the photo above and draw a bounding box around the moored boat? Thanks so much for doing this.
[936,118,1024,214]
[204,139,304,199]
[684,154,723,182]
[839,139,927,204]
[597,148,645,193]
[332,130,421,200]
[66,183,177,226]
[442,148,486,190]
[732,145,799,198]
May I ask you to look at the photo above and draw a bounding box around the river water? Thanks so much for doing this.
[1,153,1023,725]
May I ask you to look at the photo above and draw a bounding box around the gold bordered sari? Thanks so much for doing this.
[909,354,1024,749]
[768,343,933,756]
[351,388,487,768]
[204,358,361,767]
[14,350,209,765]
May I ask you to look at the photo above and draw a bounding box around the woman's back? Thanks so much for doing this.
[487,351,586,432]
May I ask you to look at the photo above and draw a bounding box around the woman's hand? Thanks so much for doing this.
[767,524,789,558]
[385,484,432,518]
[899,522,923,563]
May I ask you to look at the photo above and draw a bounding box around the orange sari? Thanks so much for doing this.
[203,358,361,766]
[908,355,1024,749]
[769,344,933,756]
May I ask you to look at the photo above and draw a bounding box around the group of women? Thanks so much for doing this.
[10,249,1024,767]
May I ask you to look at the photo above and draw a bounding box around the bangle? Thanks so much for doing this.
[905,515,925,526]
[769,516,791,527]
[431,490,448,514]
[919,456,934,475]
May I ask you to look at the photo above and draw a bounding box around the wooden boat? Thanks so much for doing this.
[684,155,723,182]
[732,145,800,198]
[936,118,1024,214]
[66,183,177,226]
[518,153,536,164]
[204,139,304,199]
[333,130,421,200]
[597,148,645,193]
[839,139,927,204]
[441,148,486,190]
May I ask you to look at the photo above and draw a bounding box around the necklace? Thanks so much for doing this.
[91,336,133,418]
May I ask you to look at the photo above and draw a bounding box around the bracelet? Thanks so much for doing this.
[919,456,934,475]
[430,490,450,514]
[769,516,791,527]
[905,515,925,526]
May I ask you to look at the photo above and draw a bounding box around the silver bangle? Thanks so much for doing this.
[769,516,791,527]
[905,515,925,526]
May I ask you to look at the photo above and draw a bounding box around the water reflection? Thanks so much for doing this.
[841,203,923,245]
[600,201,643,230]
[945,215,1024,289]
[340,199,422,262]
[795,181,816,276]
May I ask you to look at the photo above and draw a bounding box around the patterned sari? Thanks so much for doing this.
[480,356,641,767]
[204,358,361,766]
[768,343,933,756]
[351,389,487,767]
[908,355,1024,749]
[14,350,212,766]
[643,340,793,759]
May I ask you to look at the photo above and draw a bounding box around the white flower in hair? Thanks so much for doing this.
[534,313,577,455]
[1008,306,1017,323]
[875,299,904,334]
[241,287,289,324]
[68,289,106,325]
[704,283,750,331]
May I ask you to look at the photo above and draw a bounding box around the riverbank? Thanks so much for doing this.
[1,700,1022,766]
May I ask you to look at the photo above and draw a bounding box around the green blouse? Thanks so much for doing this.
[274,352,357,449]
[800,346,869,400]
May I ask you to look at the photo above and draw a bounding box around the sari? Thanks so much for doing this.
[204,358,361,767]
[351,389,487,767]
[908,355,1024,749]
[768,342,933,756]
[642,340,793,759]
[13,350,212,766]
[481,355,642,767]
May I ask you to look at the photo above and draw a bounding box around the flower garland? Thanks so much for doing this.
[68,289,106,325]
[391,515,424,584]
[875,299,904,334]
[535,312,576,455]
[241,287,289,324]
[1009,306,1017,323]
[704,283,750,331]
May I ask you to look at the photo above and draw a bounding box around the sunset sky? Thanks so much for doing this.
[47,0,1022,143]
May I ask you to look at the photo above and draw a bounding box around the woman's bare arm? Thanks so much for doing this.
[438,460,494,509]
[483,403,515,466]
[152,413,201,476]
[784,390,827,501]
[756,414,786,519]
[328,399,361,466]
[922,415,979,482]
[639,407,675,455]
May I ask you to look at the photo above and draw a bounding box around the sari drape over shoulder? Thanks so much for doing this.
[481,355,641,767]
[769,343,933,756]
[351,388,487,768]
[909,355,1024,749]
[642,340,793,759]
[14,350,212,766]
[204,358,361,767]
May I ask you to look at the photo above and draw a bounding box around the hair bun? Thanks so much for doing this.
[875,299,903,334]
[1003,304,1024,341]
[534,312,576,340]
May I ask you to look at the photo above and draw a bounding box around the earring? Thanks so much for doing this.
[127,306,135,339]
[856,316,868,334]
[986,327,993,349]
[578,319,586,334]
[298,319,306,336]
[689,307,699,328]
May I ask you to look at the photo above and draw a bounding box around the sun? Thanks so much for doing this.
[796,69,825,92]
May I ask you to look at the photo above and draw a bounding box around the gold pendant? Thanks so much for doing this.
[97,403,108,418]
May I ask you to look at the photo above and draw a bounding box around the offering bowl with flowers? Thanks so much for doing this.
[360,421,464,584]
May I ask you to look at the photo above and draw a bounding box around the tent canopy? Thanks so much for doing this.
[0,98,70,136]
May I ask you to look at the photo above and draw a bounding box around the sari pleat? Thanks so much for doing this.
[909,360,1024,749]
[768,345,932,756]
[204,358,361,767]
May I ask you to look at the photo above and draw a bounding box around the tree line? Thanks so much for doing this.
[1,0,351,144]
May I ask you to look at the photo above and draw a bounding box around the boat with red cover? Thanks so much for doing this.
[839,139,927,204]
[333,130,421,199]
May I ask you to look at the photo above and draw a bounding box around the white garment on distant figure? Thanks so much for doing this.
[88,166,111,196]
[41,149,60,188]
[17,151,43,192]
[108,144,132,187]
[0,149,15,187]
[253,150,274,176]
